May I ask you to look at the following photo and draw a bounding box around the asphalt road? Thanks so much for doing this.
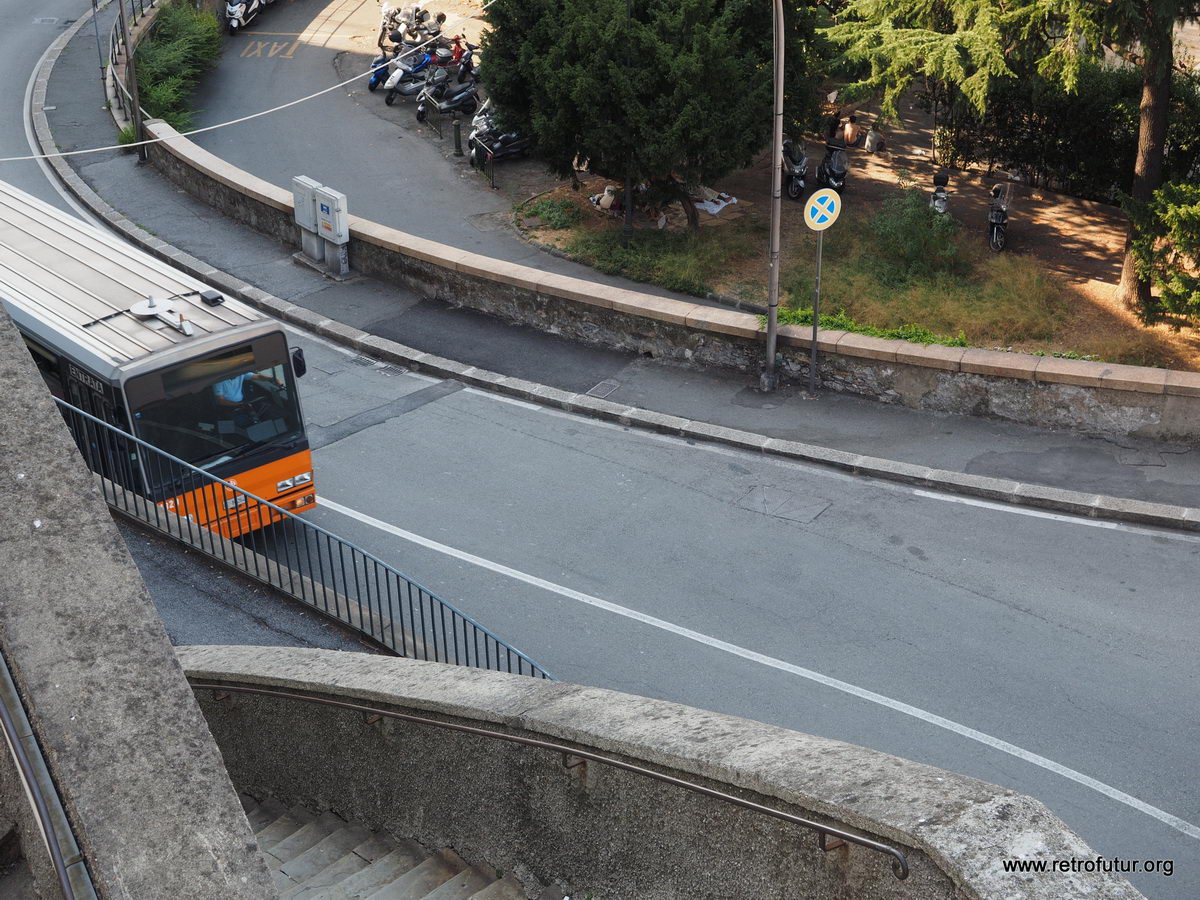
[286,327,1200,899]
[6,3,1200,897]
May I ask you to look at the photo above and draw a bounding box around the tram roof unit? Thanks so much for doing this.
[0,180,269,382]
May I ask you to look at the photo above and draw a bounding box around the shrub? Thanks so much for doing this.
[867,184,962,284]
[134,1,221,131]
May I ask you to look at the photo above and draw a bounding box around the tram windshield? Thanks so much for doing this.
[124,332,303,470]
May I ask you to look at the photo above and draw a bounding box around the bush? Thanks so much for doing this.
[867,183,962,284]
[1129,181,1200,325]
[134,1,221,131]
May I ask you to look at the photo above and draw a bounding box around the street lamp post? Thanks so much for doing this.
[759,0,785,392]
[623,0,634,248]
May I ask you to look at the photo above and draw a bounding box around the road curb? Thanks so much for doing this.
[30,20,1200,534]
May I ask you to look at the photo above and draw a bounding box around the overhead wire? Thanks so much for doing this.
[0,0,497,164]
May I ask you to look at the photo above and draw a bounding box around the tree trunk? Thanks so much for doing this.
[1117,16,1174,311]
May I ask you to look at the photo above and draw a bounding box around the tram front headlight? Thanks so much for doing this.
[277,471,312,493]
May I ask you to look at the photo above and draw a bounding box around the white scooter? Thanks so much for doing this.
[226,0,272,34]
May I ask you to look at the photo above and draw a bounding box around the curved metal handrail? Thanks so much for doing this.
[191,681,911,881]
[0,656,80,898]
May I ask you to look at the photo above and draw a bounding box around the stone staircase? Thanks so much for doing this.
[242,794,530,900]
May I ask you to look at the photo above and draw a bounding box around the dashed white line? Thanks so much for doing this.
[317,493,1200,842]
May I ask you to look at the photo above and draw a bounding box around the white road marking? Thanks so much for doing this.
[913,489,1200,543]
[318,494,1200,842]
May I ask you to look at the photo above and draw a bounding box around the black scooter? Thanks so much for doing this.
[815,138,848,192]
[415,67,479,122]
[988,184,1009,252]
[782,137,808,200]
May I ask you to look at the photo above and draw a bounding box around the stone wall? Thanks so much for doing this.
[0,310,276,898]
[139,120,1200,440]
[180,645,1142,900]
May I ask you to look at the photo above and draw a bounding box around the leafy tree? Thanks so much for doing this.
[482,0,821,229]
[825,0,1200,311]
[1129,181,1200,324]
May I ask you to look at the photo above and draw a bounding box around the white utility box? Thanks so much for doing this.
[315,186,350,245]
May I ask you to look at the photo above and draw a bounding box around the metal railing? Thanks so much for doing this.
[106,0,159,122]
[0,653,96,899]
[192,681,911,881]
[56,399,553,679]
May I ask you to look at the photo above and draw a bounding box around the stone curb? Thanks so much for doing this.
[31,18,1200,535]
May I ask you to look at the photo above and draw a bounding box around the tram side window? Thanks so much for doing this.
[22,336,64,398]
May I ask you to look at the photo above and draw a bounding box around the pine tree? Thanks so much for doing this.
[482,0,819,230]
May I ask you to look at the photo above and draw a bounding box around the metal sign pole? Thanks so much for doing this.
[810,229,823,394]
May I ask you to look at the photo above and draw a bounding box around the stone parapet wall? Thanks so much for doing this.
[179,645,1142,900]
[0,310,277,898]
[139,125,1200,438]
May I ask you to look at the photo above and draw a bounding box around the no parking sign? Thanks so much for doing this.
[804,188,841,231]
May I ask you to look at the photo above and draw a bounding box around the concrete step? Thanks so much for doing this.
[321,840,428,900]
[469,877,528,900]
[424,865,495,900]
[283,849,371,899]
[281,822,373,885]
[266,812,348,865]
[245,796,289,833]
[283,830,406,898]
[257,806,318,851]
[364,849,466,899]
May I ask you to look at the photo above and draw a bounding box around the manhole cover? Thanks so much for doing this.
[586,379,620,399]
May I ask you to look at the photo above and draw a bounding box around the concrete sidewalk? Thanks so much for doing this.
[38,11,1200,513]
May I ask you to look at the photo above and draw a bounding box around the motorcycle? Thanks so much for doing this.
[469,104,530,168]
[988,184,1010,252]
[929,171,950,215]
[782,137,807,201]
[815,138,848,192]
[415,67,479,122]
[383,47,433,104]
[225,0,270,34]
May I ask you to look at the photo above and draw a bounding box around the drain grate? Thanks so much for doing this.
[586,379,620,399]
[379,365,408,377]
[348,355,376,367]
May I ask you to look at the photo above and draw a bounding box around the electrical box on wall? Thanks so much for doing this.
[314,186,349,245]
[292,175,321,232]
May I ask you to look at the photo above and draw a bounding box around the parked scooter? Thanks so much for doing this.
[369,32,419,92]
[415,67,479,121]
[929,171,950,215]
[383,47,433,104]
[782,137,808,200]
[988,184,1010,251]
[225,0,270,34]
[815,138,848,192]
[469,102,530,168]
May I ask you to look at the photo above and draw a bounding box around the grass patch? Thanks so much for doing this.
[565,226,758,297]
[524,197,582,230]
[781,207,1071,349]
[134,1,221,132]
